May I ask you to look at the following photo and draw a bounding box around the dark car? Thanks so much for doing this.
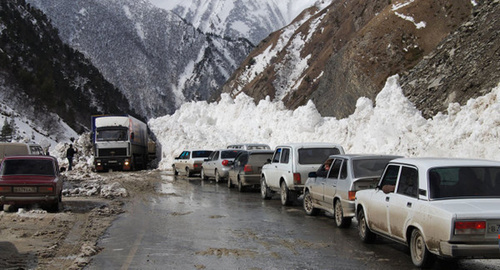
[227,150,274,192]
[0,155,63,212]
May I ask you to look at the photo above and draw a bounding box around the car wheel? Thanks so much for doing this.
[303,190,319,216]
[334,200,352,228]
[410,229,435,268]
[237,177,244,192]
[227,176,233,188]
[357,209,376,243]
[215,170,221,183]
[186,167,192,177]
[261,177,272,200]
[173,165,178,176]
[201,168,207,180]
[280,181,293,206]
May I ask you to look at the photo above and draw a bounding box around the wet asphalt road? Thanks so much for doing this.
[86,171,500,270]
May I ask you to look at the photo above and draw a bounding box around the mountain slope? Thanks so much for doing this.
[220,0,480,119]
[0,0,132,138]
[151,0,331,45]
[28,0,253,119]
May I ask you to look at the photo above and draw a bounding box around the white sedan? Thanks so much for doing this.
[355,158,500,267]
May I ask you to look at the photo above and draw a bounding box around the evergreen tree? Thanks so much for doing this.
[0,119,13,142]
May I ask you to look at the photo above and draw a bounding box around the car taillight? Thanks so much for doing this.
[0,186,11,193]
[293,173,301,185]
[244,165,252,172]
[348,191,356,201]
[39,186,54,193]
[222,160,229,166]
[454,221,486,235]
[193,164,200,168]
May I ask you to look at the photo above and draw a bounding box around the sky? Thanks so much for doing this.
[149,75,500,170]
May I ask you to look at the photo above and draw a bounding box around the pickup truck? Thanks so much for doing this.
[355,158,500,267]
[260,143,344,206]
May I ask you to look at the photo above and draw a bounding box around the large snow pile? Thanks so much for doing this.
[149,75,500,170]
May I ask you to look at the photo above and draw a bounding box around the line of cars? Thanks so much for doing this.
[173,142,500,267]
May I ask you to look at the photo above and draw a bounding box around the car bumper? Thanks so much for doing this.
[241,174,261,186]
[342,200,356,218]
[439,242,500,258]
[0,195,59,204]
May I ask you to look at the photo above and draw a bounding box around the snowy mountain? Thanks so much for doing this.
[0,1,130,146]
[149,0,331,45]
[219,0,497,119]
[27,0,253,119]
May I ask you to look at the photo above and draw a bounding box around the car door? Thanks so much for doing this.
[323,159,343,208]
[265,148,282,188]
[175,151,188,170]
[387,166,419,241]
[204,151,218,177]
[367,164,401,235]
[310,158,334,202]
[277,148,292,187]
[232,153,247,182]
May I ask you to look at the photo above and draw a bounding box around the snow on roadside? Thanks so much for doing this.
[149,75,500,170]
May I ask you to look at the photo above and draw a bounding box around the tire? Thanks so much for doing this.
[280,181,293,206]
[261,177,272,200]
[237,177,245,192]
[200,168,207,180]
[357,209,376,243]
[334,200,352,228]
[303,190,319,216]
[215,170,221,183]
[173,165,178,176]
[186,167,192,177]
[227,176,233,188]
[410,229,435,268]
[48,195,62,213]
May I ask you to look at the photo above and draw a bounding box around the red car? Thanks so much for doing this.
[0,155,63,212]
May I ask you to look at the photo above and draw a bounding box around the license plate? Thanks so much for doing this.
[13,186,36,193]
[488,224,500,234]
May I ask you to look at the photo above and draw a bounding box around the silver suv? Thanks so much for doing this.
[260,143,345,206]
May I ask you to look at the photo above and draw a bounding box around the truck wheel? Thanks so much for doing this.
[280,181,293,206]
[410,229,435,268]
[334,200,352,228]
[303,190,319,216]
[261,177,272,200]
[357,209,376,243]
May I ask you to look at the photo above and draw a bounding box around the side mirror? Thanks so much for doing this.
[308,172,317,178]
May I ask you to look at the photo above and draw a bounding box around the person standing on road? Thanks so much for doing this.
[66,144,77,171]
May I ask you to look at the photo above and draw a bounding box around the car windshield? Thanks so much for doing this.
[221,150,240,159]
[353,159,395,178]
[96,128,128,141]
[298,148,341,165]
[1,159,55,176]
[429,166,500,199]
[192,151,212,158]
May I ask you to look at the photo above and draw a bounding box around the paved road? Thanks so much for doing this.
[86,171,500,269]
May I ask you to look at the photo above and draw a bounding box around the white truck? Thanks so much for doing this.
[91,115,150,172]
[260,143,345,206]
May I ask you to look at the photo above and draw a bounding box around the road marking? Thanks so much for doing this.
[121,229,145,270]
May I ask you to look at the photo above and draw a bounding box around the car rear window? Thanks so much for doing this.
[249,153,273,164]
[1,159,55,176]
[298,148,341,165]
[221,150,241,159]
[192,151,212,158]
[353,159,395,178]
[429,166,500,199]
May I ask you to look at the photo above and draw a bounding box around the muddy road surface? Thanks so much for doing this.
[85,171,500,270]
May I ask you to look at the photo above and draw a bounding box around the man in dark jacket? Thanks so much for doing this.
[66,144,77,171]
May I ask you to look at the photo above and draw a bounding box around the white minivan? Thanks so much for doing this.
[260,143,345,206]
[0,142,45,162]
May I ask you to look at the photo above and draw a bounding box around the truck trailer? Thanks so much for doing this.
[91,115,150,172]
